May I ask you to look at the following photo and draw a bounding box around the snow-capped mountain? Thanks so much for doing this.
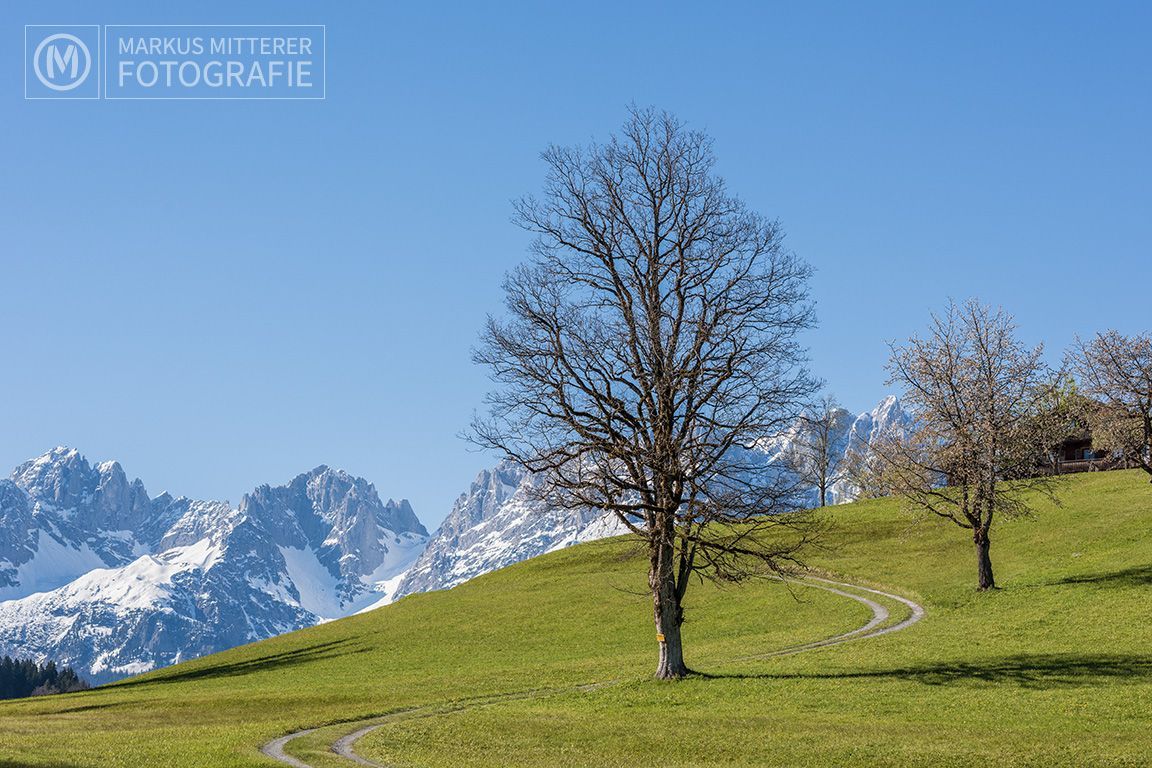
[397,396,910,597]
[0,449,427,683]
[844,395,910,452]
[759,405,855,499]
[394,462,626,597]
[0,448,185,602]
[764,395,911,505]
[828,395,912,502]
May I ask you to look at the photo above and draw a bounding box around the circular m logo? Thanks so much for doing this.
[33,33,92,91]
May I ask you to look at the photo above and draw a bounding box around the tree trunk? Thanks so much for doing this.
[974,527,996,591]
[651,540,689,679]
[818,483,827,508]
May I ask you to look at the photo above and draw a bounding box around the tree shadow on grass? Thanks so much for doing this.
[30,699,133,715]
[1055,565,1152,588]
[704,653,1152,689]
[106,638,366,689]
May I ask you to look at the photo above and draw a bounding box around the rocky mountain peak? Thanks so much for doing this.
[11,446,94,508]
[846,395,909,450]
[9,447,155,534]
[395,459,611,598]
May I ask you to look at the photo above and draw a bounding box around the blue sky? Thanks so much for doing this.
[2,1,1149,527]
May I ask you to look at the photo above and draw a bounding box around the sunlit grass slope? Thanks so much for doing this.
[0,521,865,766]
[359,471,1152,768]
[1,471,1149,767]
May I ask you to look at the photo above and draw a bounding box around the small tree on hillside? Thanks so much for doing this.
[885,299,1064,591]
[1067,331,1152,482]
[787,395,851,507]
[841,438,897,500]
[472,107,819,679]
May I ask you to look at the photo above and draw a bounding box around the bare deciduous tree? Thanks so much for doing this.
[471,107,819,679]
[885,299,1064,591]
[786,395,851,507]
[1067,331,1152,482]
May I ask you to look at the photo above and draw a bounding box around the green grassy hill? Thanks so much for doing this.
[1,471,1149,767]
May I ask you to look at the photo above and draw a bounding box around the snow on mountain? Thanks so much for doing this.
[763,397,911,506]
[0,448,182,601]
[394,462,626,598]
[0,450,428,683]
[846,395,909,451]
[239,469,428,614]
[758,406,855,468]
[828,395,912,503]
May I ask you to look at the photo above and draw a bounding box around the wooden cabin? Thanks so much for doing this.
[1053,434,1121,474]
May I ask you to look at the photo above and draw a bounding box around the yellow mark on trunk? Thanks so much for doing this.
[656,633,665,642]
